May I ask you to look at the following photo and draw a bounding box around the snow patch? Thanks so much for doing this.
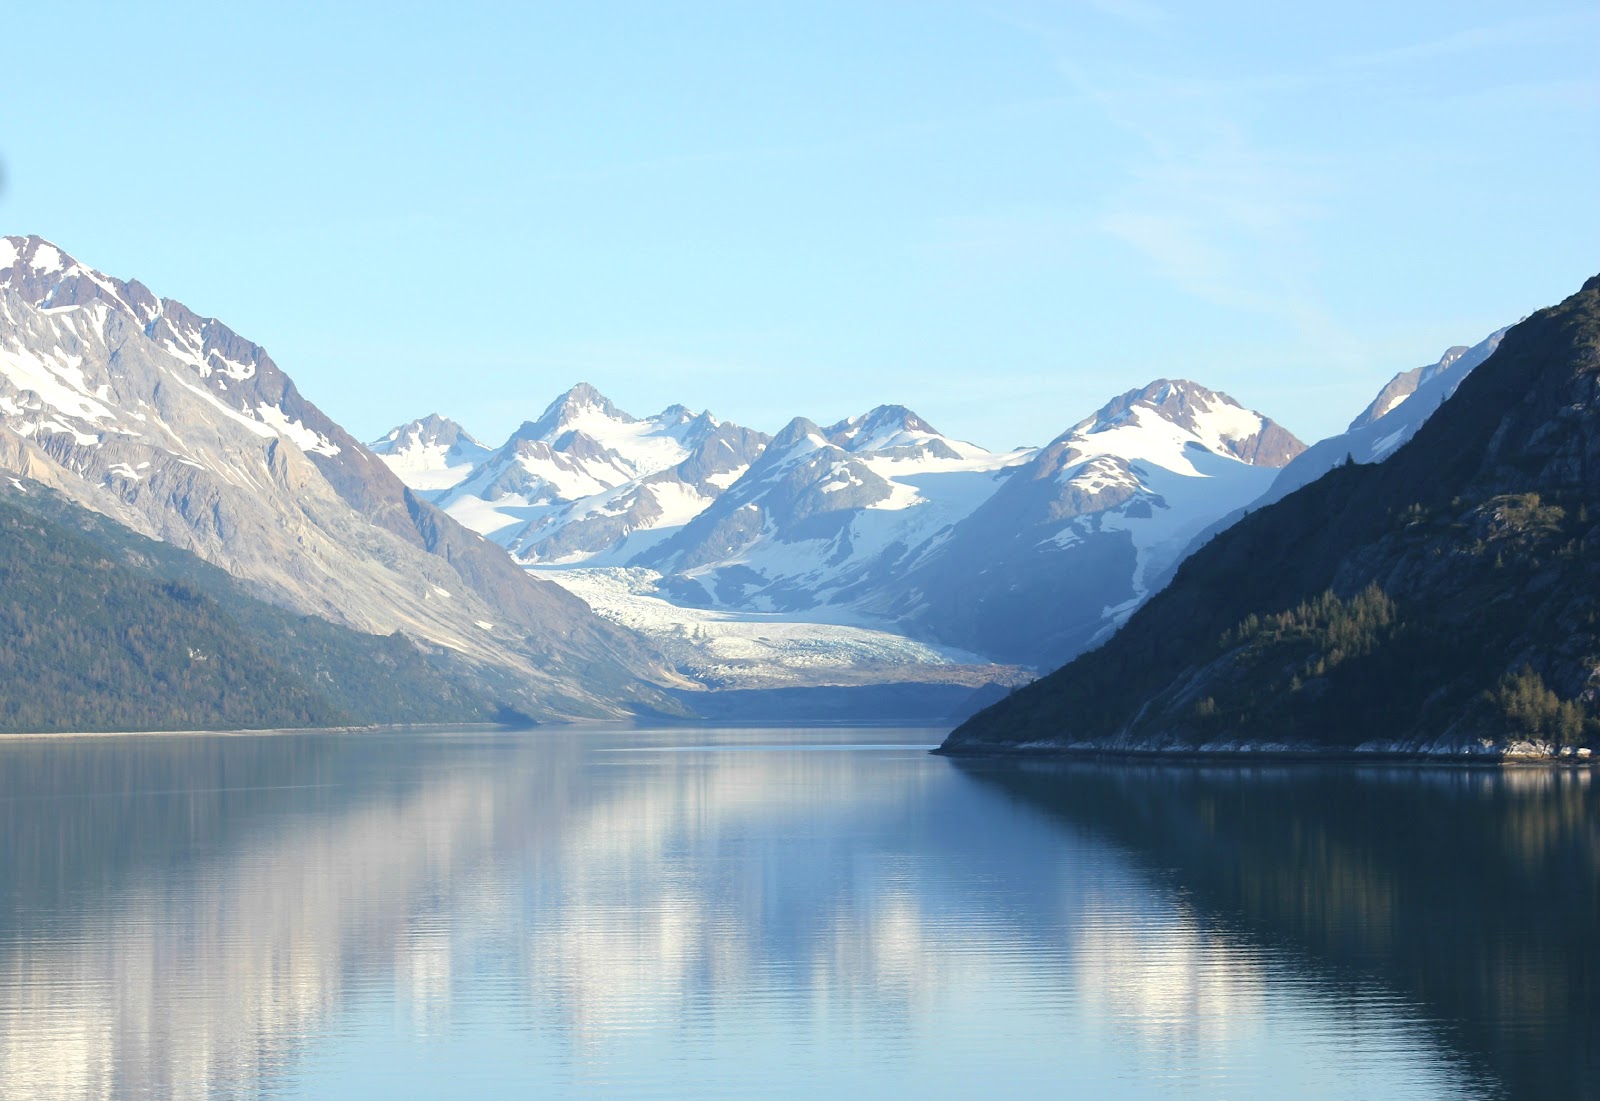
[255,404,341,456]
[29,244,64,275]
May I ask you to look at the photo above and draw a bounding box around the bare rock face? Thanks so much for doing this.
[0,236,683,719]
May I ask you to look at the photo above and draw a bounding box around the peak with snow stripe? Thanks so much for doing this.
[1345,334,1507,433]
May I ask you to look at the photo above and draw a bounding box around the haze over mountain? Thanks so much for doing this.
[944,275,1600,758]
[0,236,683,721]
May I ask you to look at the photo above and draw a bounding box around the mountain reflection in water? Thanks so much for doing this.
[0,728,1590,1099]
[957,759,1599,1100]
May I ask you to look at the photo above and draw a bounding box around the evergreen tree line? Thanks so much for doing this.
[0,489,496,733]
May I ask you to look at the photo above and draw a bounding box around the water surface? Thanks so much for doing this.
[0,727,1592,1099]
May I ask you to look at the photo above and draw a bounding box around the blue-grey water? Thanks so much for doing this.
[0,726,1593,1100]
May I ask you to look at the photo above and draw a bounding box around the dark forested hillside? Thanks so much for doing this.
[942,274,1600,757]
[0,482,496,733]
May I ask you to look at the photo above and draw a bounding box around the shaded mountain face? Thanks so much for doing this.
[0,236,680,719]
[944,275,1600,756]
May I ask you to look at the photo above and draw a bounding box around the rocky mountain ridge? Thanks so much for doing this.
[0,235,683,720]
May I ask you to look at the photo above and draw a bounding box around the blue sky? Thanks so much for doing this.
[2,1,1595,450]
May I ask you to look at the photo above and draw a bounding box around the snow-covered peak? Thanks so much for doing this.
[826,404,936,448]
[0,235,70,279]
[527,382,635,440]
[823,404,990,460]
[368,414,490,493]
[1068,379,1304,468]
[764,416,830,457]
[371,413,483,455]
[0,235,360,466]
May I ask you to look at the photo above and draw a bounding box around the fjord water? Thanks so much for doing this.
[0,729,1592,1100]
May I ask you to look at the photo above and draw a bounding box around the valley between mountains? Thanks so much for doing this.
[2,234,1589,753]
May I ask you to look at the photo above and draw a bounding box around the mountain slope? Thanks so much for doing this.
[0,479,496,732]
[0,236,680,719]
[942,276,1600,757]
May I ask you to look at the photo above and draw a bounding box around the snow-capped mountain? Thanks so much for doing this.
[878,380,1305,666]
[0,235,679,718]
[1249,327,1507,512]
[382,394,1031,689]
[633,406,1027,612]
[374,383,769,564]
[380,381,1301,675]
[368,413,490,493]
[823,404,988,458]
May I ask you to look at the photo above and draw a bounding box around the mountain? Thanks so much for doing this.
[0,235,682,720]
[380,396,1021,694]
[381,383,770,564]
[381,383,1303,681]
[633,405,1016,612]
[368,414,490,493]
[881,380,1305,667]
[0,477,494,731]
[942,275,1600,758]
[1253,327,1507,508]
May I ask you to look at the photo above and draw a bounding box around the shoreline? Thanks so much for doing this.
[0,721,517,740]
[933,742,1598,766]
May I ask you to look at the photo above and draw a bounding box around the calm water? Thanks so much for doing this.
[0,727,1593,1100]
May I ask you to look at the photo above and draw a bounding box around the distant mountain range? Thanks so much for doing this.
[943,274,1600,758]
[0,232,1541,732]
[376,379,1310,678]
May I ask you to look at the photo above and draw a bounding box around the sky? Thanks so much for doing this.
[1,1,1595,452]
